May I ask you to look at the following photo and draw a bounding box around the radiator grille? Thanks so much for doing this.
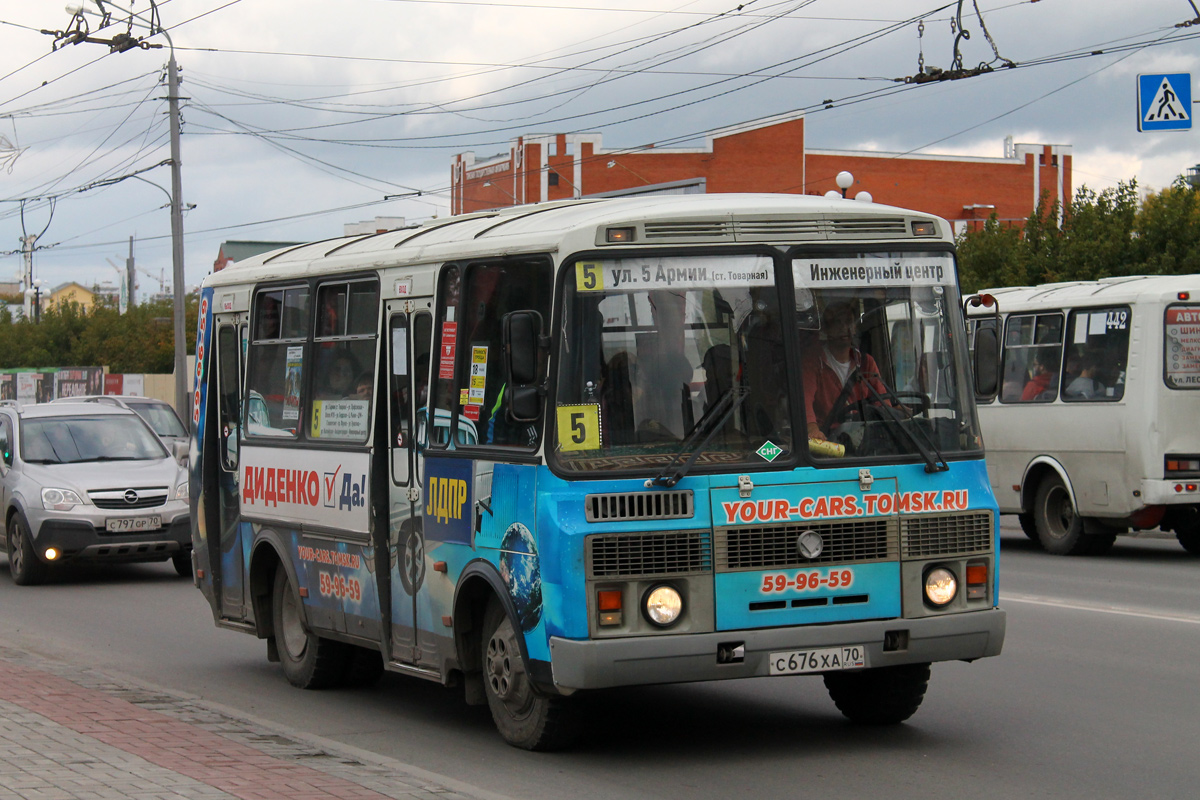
[587,530,712,578]
[585,490,694,522]
[716,518,898,571]
[901,511,993,558]
[89,489,168,510]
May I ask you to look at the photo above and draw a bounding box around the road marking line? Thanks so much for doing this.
[1003,593,1200,625]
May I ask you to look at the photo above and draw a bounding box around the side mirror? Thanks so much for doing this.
[973,324,999,399]
[964,294,1001,402]
[172,439,189,462]
[502,310,545,423]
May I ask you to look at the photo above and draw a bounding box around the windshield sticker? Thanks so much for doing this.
[1166,306,1200,386]
[793,255,956,289]
[722,489,970,524]
[439,321,457,379]
[468,346,488,406]
[557,404,602,451]
[756,441,782,462]
[576,256,775,292]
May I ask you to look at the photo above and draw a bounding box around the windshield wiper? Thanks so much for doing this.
[74,456,143,462]
[856,376,948,473]
[648,385,750,488]
[23,458,62,465]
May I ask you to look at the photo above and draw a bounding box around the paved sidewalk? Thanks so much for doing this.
[0,646,489,800]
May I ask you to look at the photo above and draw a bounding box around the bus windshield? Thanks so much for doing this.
[794,251,981,463]
[554,254,791,473]
[554,250,982,474]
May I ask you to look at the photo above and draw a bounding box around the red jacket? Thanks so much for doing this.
[803,347,890,432]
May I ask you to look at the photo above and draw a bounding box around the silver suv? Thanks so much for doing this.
[0,401,191,585]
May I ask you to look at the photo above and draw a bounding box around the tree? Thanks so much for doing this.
[956,178,1199,291]
[0,295,198,373]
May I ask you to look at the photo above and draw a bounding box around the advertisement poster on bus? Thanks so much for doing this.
[239,446,370,534]
[1165,306,1200,387]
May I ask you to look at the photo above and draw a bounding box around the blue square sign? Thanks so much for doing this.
[1139,73,1191,132]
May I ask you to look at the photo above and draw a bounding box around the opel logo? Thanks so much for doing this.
[796,530,823,560]
[124,490,139,505]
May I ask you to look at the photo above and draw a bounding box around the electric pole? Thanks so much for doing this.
[126,235,136,308]
[167,48,187,430]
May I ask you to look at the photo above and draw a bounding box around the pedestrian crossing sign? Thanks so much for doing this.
[1138,73,1191,132]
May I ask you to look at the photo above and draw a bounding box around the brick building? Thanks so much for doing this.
[450,111,1071,234]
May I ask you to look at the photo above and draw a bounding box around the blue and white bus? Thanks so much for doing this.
[189,193,1005,749]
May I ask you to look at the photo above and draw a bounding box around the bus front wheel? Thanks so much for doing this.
[482,599,577,750]
[1017,512,1039,542]
[272,568,346,689]
[1034,475,1090,555]
[823,663,930,724]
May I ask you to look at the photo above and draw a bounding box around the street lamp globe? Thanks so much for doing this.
[835,171,854,197]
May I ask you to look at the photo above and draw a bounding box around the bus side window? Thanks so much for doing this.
[1000,312,1063,403]
[391,311,434,484]
[311,279,379,442]
[1063,306,1130,402]
[444,259,551,448]
[217,325,241,470]
[246,287,309,437]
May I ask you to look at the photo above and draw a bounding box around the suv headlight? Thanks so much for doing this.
[42,487,84,511]
[174,481,189,501]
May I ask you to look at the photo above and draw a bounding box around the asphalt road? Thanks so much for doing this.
[1,519,1196,800]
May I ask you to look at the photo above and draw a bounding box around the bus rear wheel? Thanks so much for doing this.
[823,663,930,724]
[272,568,347,689]
[1178,530,1200,556]
[482,599,577,751]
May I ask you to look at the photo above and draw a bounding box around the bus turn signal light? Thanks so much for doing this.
[598,589,623,626]
[966,564,987,600]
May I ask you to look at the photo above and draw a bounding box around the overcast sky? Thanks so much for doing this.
[2,0,1198,295]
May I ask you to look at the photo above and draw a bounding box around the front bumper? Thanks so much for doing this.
[549,607,1006,690]
[27,513,191,564]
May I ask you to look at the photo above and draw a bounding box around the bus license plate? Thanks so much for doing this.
[768,646,867,675]
[106,516,162,533]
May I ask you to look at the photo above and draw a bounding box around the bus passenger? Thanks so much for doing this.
[1064,352,1105,399]
[1021,350,1059,401]
[802,301,892,441]
[320,352,361,399]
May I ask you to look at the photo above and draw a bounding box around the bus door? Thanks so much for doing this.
[386,306,433,664]
[214,316,248,620]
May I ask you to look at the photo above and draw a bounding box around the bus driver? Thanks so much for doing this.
[803,300,894,442]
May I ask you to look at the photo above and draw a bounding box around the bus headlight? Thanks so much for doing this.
[643,584,683,627]
[924,567,957,607]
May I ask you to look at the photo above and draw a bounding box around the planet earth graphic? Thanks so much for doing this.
[499,522,543,632]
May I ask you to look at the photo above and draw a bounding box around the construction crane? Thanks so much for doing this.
[136,265,170,299]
